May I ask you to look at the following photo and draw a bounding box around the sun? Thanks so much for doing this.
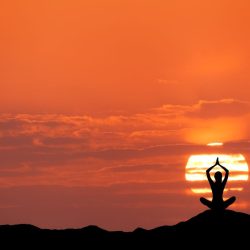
[207,142,223,146]
[185,154,249,194]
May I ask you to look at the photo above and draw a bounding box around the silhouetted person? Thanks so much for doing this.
[200,157,236,210]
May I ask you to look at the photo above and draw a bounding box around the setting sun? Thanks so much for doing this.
[185,154,249,194]
[207,142,224,146]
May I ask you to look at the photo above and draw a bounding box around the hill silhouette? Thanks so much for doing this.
[0,210,249,248]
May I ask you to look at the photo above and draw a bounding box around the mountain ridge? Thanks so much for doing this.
[0,210,249,248]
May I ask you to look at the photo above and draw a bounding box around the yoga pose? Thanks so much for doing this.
[200,157,236,210]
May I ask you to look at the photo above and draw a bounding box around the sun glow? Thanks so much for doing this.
[207,142,223,146]
[185,154,248,194]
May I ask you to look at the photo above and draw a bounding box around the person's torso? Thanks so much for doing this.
[211,182,224,201]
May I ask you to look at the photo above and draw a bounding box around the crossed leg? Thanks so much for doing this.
[223,196,236,209]
[200,197,213,209]
[200,196,236,210]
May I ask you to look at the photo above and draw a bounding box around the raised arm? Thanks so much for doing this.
[219,164,229,187]
[206,165,215,185]
[206,158,221,184]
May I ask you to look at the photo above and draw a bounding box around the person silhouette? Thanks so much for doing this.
[200,157,236,210]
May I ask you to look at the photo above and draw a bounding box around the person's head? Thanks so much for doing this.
[214,171,222,182]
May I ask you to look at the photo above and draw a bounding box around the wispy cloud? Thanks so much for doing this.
[0,99,249,188]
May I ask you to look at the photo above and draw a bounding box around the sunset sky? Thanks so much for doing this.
[1,0,250,230]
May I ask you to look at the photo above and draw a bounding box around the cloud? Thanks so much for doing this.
[1,99,247,144]
[156,79,181,85]
[0,135,34,146]
[101,163,165,173]
[190,99,250,118]
[153,99,250,144]
[0,99,249,187]
[154,99,250,119]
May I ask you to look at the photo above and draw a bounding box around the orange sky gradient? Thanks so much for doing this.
[0,0,250,230]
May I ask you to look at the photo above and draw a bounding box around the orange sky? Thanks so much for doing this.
[0,0,250,230]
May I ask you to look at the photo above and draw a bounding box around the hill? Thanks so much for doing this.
[0,210,249,248]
